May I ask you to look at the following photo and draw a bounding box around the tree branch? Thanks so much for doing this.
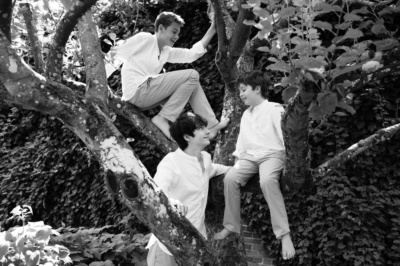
[229,0,254,64]
[0,0,14,42]
[281,83,315,193]
[314,122,400,175]
[210,0,228,53]
[20,3,44,74]
[46,0,98,82]
[236,36,270,73]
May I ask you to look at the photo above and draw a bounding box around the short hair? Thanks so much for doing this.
[169,112,208,150]
[235,70,271,99]
[154,12,185,32]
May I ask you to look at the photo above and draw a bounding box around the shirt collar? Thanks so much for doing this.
[176,148,203,161]
[251,99,269,113]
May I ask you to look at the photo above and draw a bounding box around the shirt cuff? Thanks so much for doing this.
[191,41,207,54]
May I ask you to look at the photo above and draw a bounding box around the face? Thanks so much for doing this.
[185,127,210,149]
[238,83,262,106]
[158,21,181,48]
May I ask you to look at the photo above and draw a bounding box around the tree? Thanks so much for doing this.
[1,0,400,265]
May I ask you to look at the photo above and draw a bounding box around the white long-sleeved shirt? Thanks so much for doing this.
[146,148,230,255]
[115,32,207,101]
[233,100,285,159]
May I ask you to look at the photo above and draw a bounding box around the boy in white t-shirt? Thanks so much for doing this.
[146,112,230,266]
[214,71,295,260]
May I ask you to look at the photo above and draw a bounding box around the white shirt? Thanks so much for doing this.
[115,32,207,101]
[233,100,285,159]
[146,148,230,255]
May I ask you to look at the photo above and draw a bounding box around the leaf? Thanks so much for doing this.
[0,241,9,259]
[278,7,296,19]
[308,102,323,121]
[317,92,338,116]
[334,55,358,67]
[257,46,270,52]
[371,20,387,35]
[351,6,369,15]
[292,0,306,7]
[108,33,116,41]
[344,13,362,22]
[337,101,356,115]
[313,21,332,31]
[241,4,253,9]
[253,7,269,18]
[338,28,363,43]
[266,61,290,73]
[243,20,257,26]
[331,63,362,79]
[374,38,399,51]
[282,86,298,102]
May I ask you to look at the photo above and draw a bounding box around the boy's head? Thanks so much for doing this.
[155,12,184,48]
[169,112,209,150]
[236,71,271,106]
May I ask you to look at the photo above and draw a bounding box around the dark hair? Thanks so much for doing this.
[169,112,208,150]
[155,12,185,32]
[235,70,271,99]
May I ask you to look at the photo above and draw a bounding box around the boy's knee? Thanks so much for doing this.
[187,69,200,81]
[224,170,239,185]
[259,175,275,188]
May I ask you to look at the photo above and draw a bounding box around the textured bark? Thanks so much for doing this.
[315,122,400,175]
[46,0,97,82]
[0,0,14,42]
[76,9,109,113]
[281,85,315,193]
[20,3,44,74]
[0,31,217,266]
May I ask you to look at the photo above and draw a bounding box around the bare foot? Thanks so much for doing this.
[214,228,233,240]
[151,115,172,140]
[281,233,295,260]
[209,118,230,140]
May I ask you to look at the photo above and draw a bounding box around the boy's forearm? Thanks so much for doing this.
[200,24,216,48]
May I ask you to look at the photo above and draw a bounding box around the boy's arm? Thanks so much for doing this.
[199,20,216,48]
[153,157,177,198]
[210,163,231,179]
[167,21,216,64]
[273,105,285,143]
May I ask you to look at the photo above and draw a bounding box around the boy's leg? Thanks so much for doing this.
[129,69,222,138]
[214,158,258,240]
[259,157,295,259]
[147,242,177,266]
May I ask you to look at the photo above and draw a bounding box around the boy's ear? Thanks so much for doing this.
[254,85,261,94]
[183,134,191,142]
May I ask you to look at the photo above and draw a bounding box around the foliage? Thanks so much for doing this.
[0,205,72,266]
[241,0,399,120]
[242,81,400,265]
[51,224,147,266]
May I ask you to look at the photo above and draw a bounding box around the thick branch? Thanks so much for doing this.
[20,3,44,74]
[281,84,315,193]
[210,0,228,53]
[46,0,98,82]
[315,122,400,175]
[237,36,270,73]
[229,0,254,64]
[0,0,14,41]
[108,97,177,155]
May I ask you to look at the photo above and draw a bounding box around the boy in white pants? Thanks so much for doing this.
[214,71,295,260]
[115,12,228,140]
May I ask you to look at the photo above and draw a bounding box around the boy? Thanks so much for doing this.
[213,71,296,260]
[146,112,231,266]
[115,12,228,140]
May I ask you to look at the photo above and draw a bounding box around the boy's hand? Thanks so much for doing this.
[170,199,188,216]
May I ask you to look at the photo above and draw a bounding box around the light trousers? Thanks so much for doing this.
[147,242,177,266]
[223,153,290,239]
[128,69,219,128]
